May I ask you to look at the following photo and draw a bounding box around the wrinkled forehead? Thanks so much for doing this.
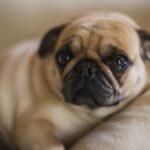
[57,13,140,58]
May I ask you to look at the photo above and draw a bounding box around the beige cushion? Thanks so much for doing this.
[71,88,150,150]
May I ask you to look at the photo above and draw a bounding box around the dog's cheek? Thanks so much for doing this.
[53,67,63,94]
[121,61,147,98]
[45,56,63,96]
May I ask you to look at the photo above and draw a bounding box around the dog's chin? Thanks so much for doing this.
[73,89,98,108]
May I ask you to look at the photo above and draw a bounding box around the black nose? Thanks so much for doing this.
[74,59,99,76]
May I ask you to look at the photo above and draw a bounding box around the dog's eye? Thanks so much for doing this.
[112,54,130,72]
[56,50,73,66]
[105,53,131,73]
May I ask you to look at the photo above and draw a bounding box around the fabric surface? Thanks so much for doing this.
[71,88,150,150]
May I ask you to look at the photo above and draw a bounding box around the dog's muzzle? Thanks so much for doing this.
[63,59,119,108]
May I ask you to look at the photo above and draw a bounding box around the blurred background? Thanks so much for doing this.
[0,0,150,50]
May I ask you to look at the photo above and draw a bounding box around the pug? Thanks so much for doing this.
[0,12,150,150]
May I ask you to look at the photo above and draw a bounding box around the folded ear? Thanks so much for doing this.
[137,29,150,61]
[38,24,66,58]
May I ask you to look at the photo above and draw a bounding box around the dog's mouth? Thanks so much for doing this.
[73,89,98,107]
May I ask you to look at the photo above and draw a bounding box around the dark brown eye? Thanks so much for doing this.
[112,54,130,72]
[56,50,73,67]
[104,53,131,73]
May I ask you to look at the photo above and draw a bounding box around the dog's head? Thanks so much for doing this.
[38,12,150,109]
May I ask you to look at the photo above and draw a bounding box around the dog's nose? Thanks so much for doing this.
[74,59,99,76]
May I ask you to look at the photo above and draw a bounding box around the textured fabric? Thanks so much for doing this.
[71,88,150,150]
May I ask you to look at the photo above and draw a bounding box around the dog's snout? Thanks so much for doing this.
[74,59,99,76]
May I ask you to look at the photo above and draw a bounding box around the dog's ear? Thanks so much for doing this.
[38,24,66,58]
[137,29,150,61]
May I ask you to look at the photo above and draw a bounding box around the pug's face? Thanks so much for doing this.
[38,13,150,109]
